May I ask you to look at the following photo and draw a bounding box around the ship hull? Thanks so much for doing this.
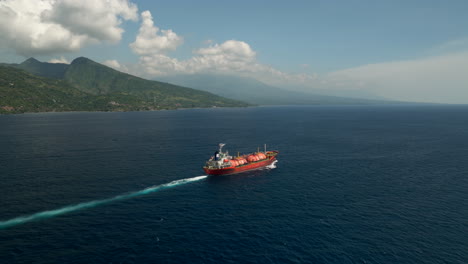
[204,151,278,175]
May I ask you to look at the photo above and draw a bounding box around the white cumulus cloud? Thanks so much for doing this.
[133,38,320,91]
[188,40,257,72]
[134,38,269,75]
[195,40,256,59]
[0,0,138,56]
[129,10,183,55]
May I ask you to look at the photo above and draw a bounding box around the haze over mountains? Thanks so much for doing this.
[160,74,395,105]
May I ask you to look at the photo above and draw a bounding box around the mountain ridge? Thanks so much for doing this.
[0,57,249,114]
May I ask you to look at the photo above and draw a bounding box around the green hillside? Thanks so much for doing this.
[0,58,249,114]
[0,66,146,114]
[63,57,246,108]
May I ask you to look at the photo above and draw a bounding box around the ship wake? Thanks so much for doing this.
[0,175,207,230]
[264,160,278,170]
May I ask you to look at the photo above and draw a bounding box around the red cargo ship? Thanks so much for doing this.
[203,143,279,175]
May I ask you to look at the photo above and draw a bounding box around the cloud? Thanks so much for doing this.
[0,0,138,56]
[138,54,185,76]
[102,59,121,69]
[188,40,257,72]
[134,37,297,79]
[128,14,272,77]
[195,40,256,59]
[125,12,322,87]
[134,40,261,76]
[102,59,131,74]
[48,56,70,64]
[129,10,183,55]
[326,51,468,103]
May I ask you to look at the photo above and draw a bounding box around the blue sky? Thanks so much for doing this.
[1,0,468,103]
[93,0,468,71]
[134,0,468,71]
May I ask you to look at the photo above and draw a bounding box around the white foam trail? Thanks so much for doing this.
[265,160,278,169]
[0,175,207,230]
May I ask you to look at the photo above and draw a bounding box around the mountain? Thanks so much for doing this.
[19,58,69,79]
[0,58,249,114]
[0,66,102,114]
[159,74,396,105]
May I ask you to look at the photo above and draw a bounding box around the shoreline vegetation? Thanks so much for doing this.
[0,57,250,114]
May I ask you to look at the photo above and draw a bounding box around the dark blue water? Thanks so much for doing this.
[0,105,467,263]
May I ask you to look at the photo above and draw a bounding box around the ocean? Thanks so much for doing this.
[0,105,467,263]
